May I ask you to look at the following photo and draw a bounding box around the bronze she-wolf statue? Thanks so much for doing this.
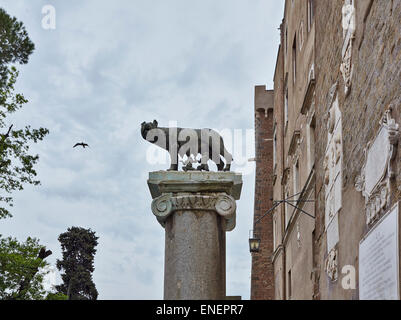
[141,120,233,172]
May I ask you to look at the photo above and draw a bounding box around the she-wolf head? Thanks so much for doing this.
[141,120,158,139]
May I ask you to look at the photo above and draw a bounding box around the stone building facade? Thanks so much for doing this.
[251,0,401,300]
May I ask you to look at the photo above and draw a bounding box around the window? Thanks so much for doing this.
[284,83,288,129]
[285,27,288,55]
[273,216,277,250]
[292,36,297,84]
[273,126,277,172]
[288,270,292,299]
[307,116,316,172]
[307,0,314,32]
[285,189,290,228]
[293,159,300,199]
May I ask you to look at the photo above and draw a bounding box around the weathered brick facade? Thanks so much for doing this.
[250,86,275,300]
[252,0,401,300]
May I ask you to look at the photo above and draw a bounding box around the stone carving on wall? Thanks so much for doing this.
[340,44,352,95]
[325,248,338,282]
[355,109,399,225]
[340,0,356,96]
[308,63,315,83]
[342,0,356,39]
[288,130,301,159]
[296,222,301,248]
[328,82,338,107]
[324,95,342,255]
[151,193,237,231]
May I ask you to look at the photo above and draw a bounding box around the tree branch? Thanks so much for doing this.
[1,124,13,141]
[0,124,13,167]
[11,247,52,300]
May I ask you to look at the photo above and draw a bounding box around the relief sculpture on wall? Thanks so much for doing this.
[355,109,400,225]
[325,248,338,282]
[340,0,356,96]
[324,95,342,255]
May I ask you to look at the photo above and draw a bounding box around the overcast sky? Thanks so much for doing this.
[0,0,284,299]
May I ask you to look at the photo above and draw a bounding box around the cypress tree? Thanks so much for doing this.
[56,227,99,300]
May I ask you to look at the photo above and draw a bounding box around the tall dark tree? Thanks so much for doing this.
[0,7,51,300]
[56,227,99,300]
[0,7,49,219]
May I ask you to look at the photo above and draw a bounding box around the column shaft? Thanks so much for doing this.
[164,210,226,300]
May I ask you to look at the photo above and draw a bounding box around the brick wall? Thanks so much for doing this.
[250,86,275,300]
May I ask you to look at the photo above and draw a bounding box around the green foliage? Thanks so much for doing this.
[0,7,34,89]
[0,236,50,300]
[0,8,49,219]
[45,292,68,300]
[56,227,99,300]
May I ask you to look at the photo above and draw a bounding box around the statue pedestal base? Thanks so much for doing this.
[148,171,243,300]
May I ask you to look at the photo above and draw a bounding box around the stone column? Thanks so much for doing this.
[148,171,243,300]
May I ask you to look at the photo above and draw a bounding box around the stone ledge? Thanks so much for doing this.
[147,171,243,200]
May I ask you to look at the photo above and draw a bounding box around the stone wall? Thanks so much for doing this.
[272,0,317,300]
[256,0,401,300]
[272,35,286,300]
[314,0,401,299]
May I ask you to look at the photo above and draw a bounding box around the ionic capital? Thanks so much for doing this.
[151,193,236,231]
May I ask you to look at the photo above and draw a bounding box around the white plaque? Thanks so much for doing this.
[359,204,400,300]
[365,126,389,196]
[327,213,339,253]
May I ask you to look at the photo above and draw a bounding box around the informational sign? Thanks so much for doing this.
[359,203,400,300]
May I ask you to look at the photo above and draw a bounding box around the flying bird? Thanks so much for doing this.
[73,142,89,149]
